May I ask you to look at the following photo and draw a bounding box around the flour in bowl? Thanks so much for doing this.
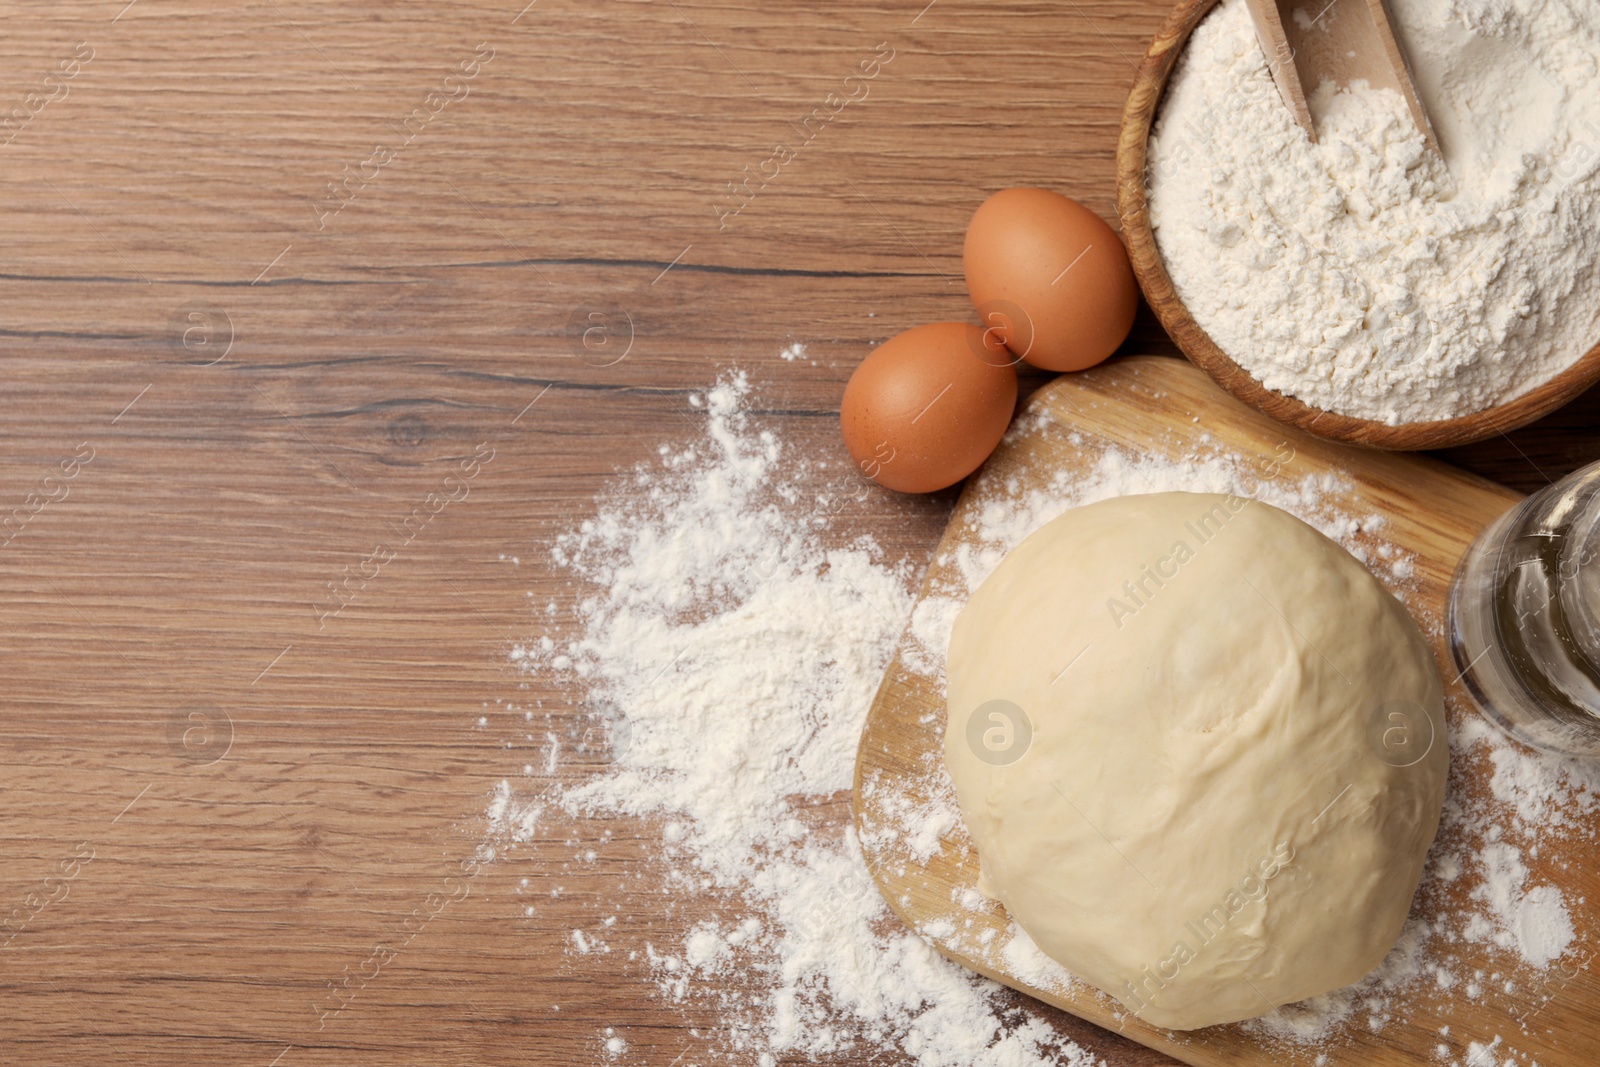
[1146,0,1600,424]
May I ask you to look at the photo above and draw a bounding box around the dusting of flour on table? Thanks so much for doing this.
[490,371,1102,1066]
[487,367,1595,1064]
[1147,0,1600,424]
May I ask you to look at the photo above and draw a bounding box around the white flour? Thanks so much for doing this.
[1147,0,1600,424]
[490,367,1594,1066]
[491,372,1101,1066]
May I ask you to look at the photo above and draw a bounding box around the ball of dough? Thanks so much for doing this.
[943,493,1446,1030]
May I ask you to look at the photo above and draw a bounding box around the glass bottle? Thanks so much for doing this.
[1450,461,1600,757]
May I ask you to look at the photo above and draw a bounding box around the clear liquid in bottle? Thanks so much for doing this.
[1450,462,1600,757]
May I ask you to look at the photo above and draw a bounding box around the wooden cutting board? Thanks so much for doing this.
[852,356,1600,1066]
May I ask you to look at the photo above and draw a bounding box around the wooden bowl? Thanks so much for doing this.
[1115,0,1600,451]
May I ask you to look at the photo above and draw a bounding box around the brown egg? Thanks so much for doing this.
[963,187,1139,372]
[840,323,1018,494]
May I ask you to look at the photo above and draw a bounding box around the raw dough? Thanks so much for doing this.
[943,493,1447,1030]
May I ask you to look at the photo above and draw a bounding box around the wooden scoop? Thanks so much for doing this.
[1244,0,1441,155]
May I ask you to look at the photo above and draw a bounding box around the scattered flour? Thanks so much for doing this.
[489,364,1595,1066]
[491,371,1101,1066]
[603,1029,627,1058]
[1148,0,1600,424]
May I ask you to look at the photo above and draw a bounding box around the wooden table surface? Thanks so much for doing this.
[2,2,1596,1065]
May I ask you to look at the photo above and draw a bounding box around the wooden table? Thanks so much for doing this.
[1,2,1594,1064]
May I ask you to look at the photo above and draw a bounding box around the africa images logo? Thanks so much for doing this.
[965,699,1032,766]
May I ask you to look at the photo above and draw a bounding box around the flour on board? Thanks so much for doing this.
[875,410,1592,1064]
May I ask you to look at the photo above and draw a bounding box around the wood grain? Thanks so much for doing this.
[0,1,1591,1065]
[854,356,1600,1066]
[1115,0,1600,450]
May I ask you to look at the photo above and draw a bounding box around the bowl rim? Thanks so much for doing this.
[1115,0,1600,451]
